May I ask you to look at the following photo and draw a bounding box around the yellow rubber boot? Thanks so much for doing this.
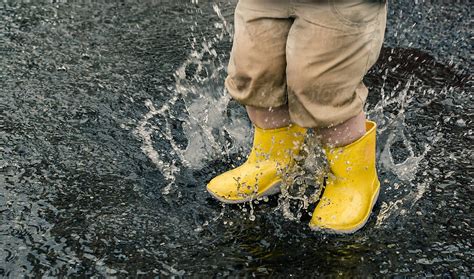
[207,124,306,204]
[309,121,380,233]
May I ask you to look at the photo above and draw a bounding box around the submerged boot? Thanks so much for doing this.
[207,125,306,204]
[309,121,380,233]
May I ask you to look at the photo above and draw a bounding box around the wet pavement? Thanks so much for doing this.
[1,1,472,277]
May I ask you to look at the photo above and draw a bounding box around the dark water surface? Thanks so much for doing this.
[1,1,472,277]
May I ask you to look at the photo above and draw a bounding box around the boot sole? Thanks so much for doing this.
[309,180,381,234]
[206,180,282,204]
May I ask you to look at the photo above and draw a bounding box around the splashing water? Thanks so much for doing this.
[368,69,445,227]
[134,4,250,195]
[134,4,449,226]
[370,74,440,181]
[276,134,327,221]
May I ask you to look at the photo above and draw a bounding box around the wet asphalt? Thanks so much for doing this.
[1,0,472,277]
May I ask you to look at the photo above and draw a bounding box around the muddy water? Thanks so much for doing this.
[1,1,472,277]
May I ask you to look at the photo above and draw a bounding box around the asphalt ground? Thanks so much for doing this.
[1,0,472,277]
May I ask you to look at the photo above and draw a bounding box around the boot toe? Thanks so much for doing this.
[309,186,374,233]
[206,167,249,203]
[206,161,281,203]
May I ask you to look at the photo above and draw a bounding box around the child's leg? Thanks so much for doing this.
[225,1,292,112]
[207,1,306,203]
[317,111,366,147]
[286,3,386,129]
[246,105,291,129]
[286,1,387,233]
[247,104,365,146]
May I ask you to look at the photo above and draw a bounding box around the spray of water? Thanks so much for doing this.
[276,135,327,221]
[369,71,444,227]
[133,3,446,226]
[133,4,250,196]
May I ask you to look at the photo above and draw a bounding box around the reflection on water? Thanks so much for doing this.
[1,1,472,277]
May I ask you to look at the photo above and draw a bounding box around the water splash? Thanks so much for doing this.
[369,72,445,227]
[134,4,250,195]
[134,100,181,194]
[276,134,327,221]
[133,4,447,227]
[372,76,442,181]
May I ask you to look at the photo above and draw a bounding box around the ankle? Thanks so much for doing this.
[320,129,365,147]
[317,112,366,148]
[247,105,291,129]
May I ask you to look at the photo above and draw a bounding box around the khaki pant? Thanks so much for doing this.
[225,0,387,128]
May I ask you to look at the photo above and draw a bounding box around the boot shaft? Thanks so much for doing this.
[248,125,307,164]
[324,121,377,178]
